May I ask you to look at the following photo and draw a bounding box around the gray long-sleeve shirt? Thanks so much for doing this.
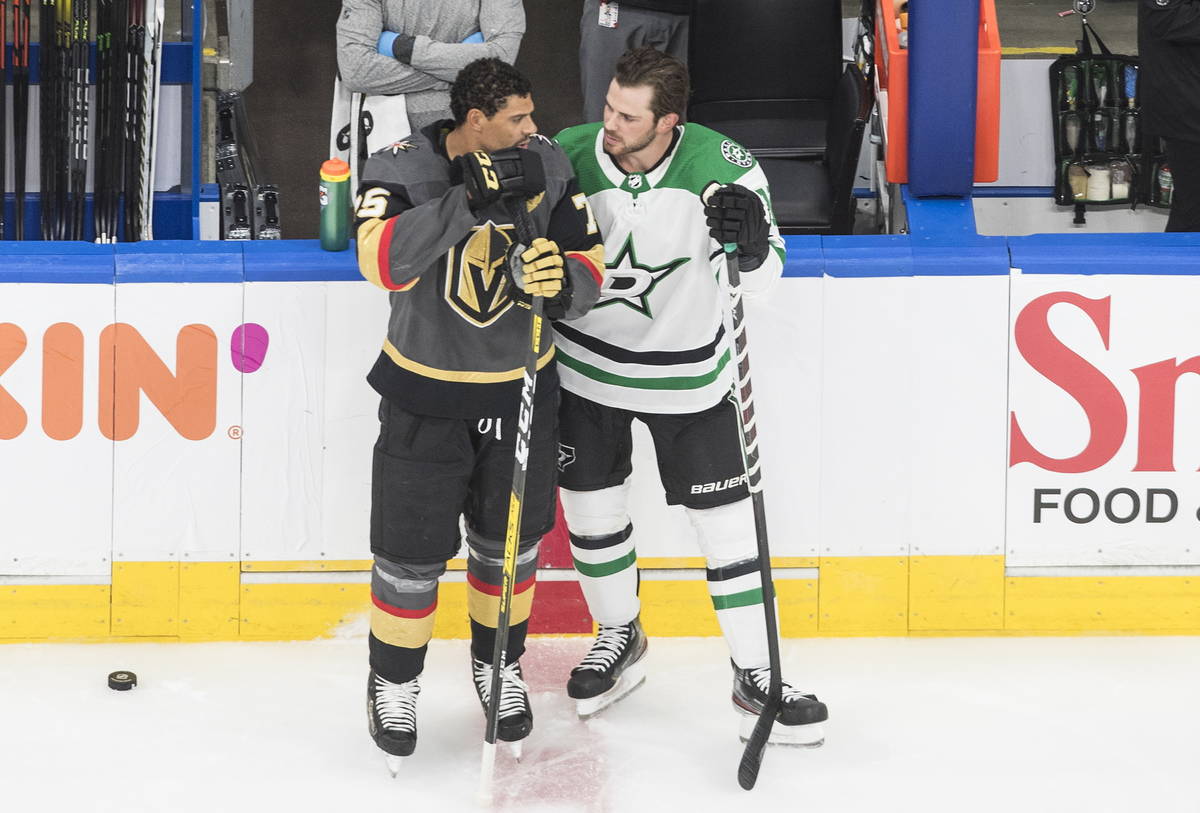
[336,0,525,131]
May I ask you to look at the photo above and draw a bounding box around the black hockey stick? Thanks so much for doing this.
[1,0,8,241]
[13,0,31,240]
[702,183,782,791]
[478,193,545,802]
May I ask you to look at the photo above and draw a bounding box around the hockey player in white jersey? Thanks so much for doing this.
[553,47,827,746]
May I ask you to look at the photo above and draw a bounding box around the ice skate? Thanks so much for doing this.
[366,670,420,775]
[472,657,533,759]
[732,663,827,748]
[567,617,648,718]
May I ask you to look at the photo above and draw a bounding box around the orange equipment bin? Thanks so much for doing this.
[874,0,1001,185]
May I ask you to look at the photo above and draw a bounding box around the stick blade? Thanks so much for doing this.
[737,701,778,790]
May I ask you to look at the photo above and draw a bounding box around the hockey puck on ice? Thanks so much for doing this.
[108,671,137,691]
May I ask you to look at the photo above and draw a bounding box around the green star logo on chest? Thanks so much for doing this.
[596,234,689,318]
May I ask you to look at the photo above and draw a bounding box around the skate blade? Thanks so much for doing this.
[384,754,406,776]
[506,739,523,761]
[737,714,825,748]
[575,660,647,720]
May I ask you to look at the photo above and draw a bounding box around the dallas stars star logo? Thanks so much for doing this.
[596,234,688,318]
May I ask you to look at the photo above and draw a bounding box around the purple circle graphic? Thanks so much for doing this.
[231,323,270,373]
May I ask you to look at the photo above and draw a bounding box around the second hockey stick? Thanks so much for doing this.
[703,184,783,791]
[478,195,545,802]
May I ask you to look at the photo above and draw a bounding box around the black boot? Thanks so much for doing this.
[567,617,649,717]
[367,669,420,768]
[732,662,827,747]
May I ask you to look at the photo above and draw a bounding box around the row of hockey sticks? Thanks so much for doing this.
[2,0,7,240]
[37,0,52,239]
[67,0,89,239]
[477,187,782,798]
[24,0,159,241]
[93,0,160,243]
[1,0,32,240]
[13,0,32,240]
[93,0,125,242]
[36,0,88,241]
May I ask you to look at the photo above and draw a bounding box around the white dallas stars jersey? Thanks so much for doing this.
[554,122,784,413]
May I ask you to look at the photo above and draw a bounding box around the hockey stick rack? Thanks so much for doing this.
[216,90,282,239]
[0,0,206,240]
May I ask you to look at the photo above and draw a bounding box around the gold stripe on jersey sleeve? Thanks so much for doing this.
[381,339,555,383]
[566,244,606,286]
[357,217,418,292]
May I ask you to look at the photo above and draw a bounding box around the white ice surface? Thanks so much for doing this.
[2,634,1198,812]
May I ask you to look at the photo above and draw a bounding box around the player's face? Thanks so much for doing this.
[601,81,660,157]
[480,94,538,151]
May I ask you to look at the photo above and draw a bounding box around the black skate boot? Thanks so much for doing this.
[567,617,648,718]
[472,657,533,758]
[367,669,421,775]
[732,662,828,747]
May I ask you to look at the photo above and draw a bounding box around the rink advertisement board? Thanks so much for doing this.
[1006,273,1200,568]
[4,236,1200,639]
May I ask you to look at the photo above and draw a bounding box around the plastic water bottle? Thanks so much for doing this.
[1158,164,1174,207]
[320,158,351,251]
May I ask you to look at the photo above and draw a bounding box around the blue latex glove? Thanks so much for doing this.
[462,31,484,44]
[377,30,399,57]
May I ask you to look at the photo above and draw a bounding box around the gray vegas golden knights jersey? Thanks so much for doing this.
[354,122,605,419]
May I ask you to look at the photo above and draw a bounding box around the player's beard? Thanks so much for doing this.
[602,127,656,158]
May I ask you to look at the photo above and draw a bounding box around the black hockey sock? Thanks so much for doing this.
[369,633,427,684]
[470,619,529,664]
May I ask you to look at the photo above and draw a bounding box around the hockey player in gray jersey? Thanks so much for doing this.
[554,47,827,746]
[354,58,604,773]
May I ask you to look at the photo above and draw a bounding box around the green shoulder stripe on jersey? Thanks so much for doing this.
[555,123,616,196]
[557,346,732,390]
[655,124,759,195]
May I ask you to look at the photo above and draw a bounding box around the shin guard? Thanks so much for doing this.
[369,556,445,683]
[686,499,773,669]
[466,531,539,664]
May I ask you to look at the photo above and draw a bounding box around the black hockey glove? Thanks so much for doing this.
[509,237,573,320]
[703,183,770,271]
[456,148,547,211]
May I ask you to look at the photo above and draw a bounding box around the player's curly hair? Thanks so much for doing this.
[614,47,689,122]
[450,58,533,124]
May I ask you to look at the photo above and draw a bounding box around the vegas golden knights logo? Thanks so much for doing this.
[445,221,516,327]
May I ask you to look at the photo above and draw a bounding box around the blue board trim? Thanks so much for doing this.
[0,244,117,284]
[780,236,823,278]
[243,240,363,282]
[2,234,1200,283]
[1009,234,1200,276]
[115,242,245,283]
